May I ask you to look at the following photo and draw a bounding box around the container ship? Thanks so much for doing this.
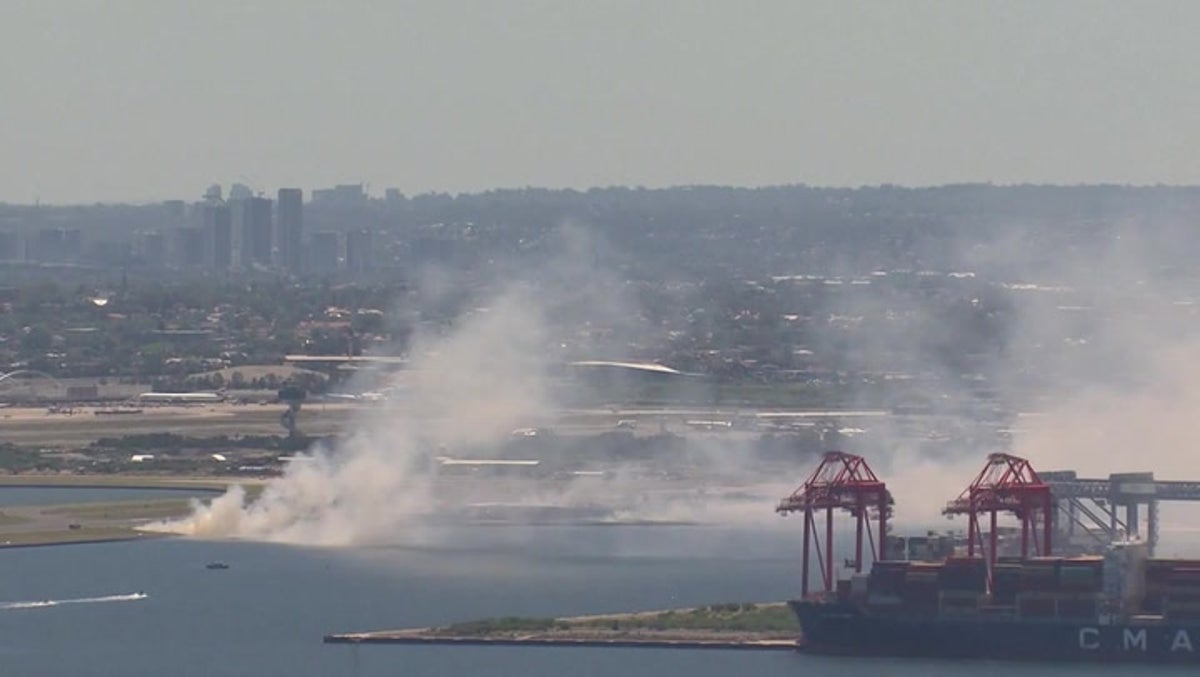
[793,547,1200,662]
[779,451,1200,663]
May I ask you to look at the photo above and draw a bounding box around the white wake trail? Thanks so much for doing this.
[0,592,148,610]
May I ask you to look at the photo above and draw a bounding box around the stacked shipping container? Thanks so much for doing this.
[864,560,908,612]
[938,557,988,616]
[855,556,1107,621]
[902,562,943,615]
[1012,557,1103,620]
[1144,559,1200,620]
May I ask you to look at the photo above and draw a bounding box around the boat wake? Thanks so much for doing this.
[0,592,148,610]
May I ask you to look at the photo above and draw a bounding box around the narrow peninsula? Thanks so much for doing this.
[324,602,800,651]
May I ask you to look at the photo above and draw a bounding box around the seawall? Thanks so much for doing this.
[323,631,798,651]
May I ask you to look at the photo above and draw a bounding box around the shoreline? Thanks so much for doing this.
[0,532,170,549]
[0,474,242,548]
[324,602,800,651]
[0,474,255,491]
[323,632,798,651]
[0,482,224,494]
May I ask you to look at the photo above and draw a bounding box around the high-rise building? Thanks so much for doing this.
[310,231,340,273]
[0,231,23,261]
[234,196,273,268]
[174,227,205,267]
[228,183,253,200]
[200,203,233,270]
[133,230,166,264]
[32,228,82,263]
[345,229,373,276]
[277,188,303,273]
[311,184,366,206]
[161,200,186,220]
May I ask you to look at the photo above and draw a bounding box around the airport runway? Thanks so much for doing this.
[0,403,357,446]
[0,401,912,448]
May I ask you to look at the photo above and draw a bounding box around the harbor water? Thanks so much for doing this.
[1,490,1198,675]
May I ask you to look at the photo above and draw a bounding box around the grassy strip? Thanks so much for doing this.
[42,499,196,521]
[574,603,798,633]
[441,603,798,637]
[444,617,563,635]
[0,526,154,547]
[0,474,243,490]
[0,475,264,503]
[0,511,31,526]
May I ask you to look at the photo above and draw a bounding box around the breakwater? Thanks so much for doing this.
[323,629,798,651]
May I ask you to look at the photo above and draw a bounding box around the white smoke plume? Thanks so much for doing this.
[152,205,1200,547]
[152,280,557,545]
[807,215,1200,533]
[149,223,784,545]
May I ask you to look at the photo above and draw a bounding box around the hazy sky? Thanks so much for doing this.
[3,1,1200,204]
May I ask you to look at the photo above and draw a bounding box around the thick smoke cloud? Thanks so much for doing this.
[152,286,553,545]
[152,210,1200,546]
[150,224,780,545]
[816,217,1200,531]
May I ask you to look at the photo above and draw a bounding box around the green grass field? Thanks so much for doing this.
[0,511,31,526]
[441,603,798,637]
[0,474,255,491]
[0,526,160,547]
[42,499,196,521]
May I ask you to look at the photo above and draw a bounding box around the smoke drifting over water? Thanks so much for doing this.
[154,285,558,545]
[154,213,1200,544]
[152,225,778,546]
[809,219,1200,529]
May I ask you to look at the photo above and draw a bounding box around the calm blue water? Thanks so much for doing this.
[0,499,1190,675]
[0,486,219,507]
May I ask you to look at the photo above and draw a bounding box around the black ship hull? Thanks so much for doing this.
[791,600,1200,663]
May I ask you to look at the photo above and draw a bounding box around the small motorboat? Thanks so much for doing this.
[205,562,229,570]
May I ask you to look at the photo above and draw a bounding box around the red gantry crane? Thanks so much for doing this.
[943,452,1052,585]
[777,451,893,597]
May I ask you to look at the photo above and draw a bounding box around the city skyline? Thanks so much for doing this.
[4,2,1200,203]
